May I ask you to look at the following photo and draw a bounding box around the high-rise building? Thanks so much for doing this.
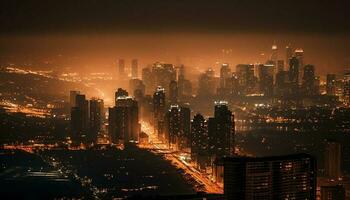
[129,78,145,97]
[325,141,342,179]
[285,44,293,64]
[191,114,209,170]
[109,96,140,143]
[152,62,177,93]
[177,64,185,98]
[294,48,304,85]
[166,105,190,150]
[289,56,300,95]
[115,88,129,106]
[270,43,278,66]
[71,94,89,143]
[208,101,234,158]
[169,80,178,104]
[118,59,125,75]
[257,64,274,96]
[326,74,337,96]
[153,86,166,140]
[142,67,154,95]
[89,98,104,143]
[343,72,350,104]
[277,60,284,73]
[223,154,316,200]
[198,68,218,97]
[321,185,345,200]
[131,59,138,78]
[302,64,316,96]
[220,63,231,89]
[69,90,80,107]
[275,70,289,97]
[236,64,256,95]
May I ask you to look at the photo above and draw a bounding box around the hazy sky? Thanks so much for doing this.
[0,0,349,75]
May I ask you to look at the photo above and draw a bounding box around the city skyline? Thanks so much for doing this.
[1,1,350,199]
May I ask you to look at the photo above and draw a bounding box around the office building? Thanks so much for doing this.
[169,80,178,104]
[321,185,345,200]
[89,98,104,143]
[131,59,138,78]
[326,74,337,96]
[118,59,125,75]
[109,96,140,144]
[325,141,342,179]
[302,64,316,96]
[208,101,234,158]
[191,114,209,170]
[153,86,166,140]
[223,154,316,200]
[166,105,190,150]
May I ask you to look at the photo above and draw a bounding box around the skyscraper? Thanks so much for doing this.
[257,64,274,96]
[129,78,145,97]
[118,59,125,76]
[208,101,234,158]
[166,105,190,150]
[302,64,316,96]
[270,43,278,65]
[289,56,300,95]
[109,96,140,143]
[169,80,178,104]
[285,44,293,64]
[236,64,256,95]
[220,63,231,89]
[294,48,304,85]
[115,88,128,106]
[326,74,337,96]
[224,154,316,200]
[153,86,166,140]
[69,90,80,108]
[131,59,138,78]
[89,98,104,143]
[198,68,217,97]
[71,94,89,143]
[191,114,209,170]
[321,185,345,200]
[343,72,350,104]
[325,141,342,179]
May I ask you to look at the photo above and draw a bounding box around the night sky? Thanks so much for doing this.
[0,0,349,75]
[1,0,349,34]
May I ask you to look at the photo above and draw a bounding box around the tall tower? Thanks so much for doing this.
[325,141,342,179]
[153,86,166,140]
[294,48,304,85]
[208,101,234,157]
[224,154,316,200]
[220,63,231,89]
[169,80,178,104]
[111,96,140,143]
[131,59,138,78]
[302,64,316,96]
[326,74,336,95]
[71,94,89,144]
[118,59,125,76]
[89,98,104,143]
[285,44,293,64]
[289,56,300,95]
[270,43,278,65]
[191,113,209,169]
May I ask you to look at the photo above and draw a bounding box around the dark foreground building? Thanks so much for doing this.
[223,154,316,200]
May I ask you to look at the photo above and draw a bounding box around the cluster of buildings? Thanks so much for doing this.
[197,45,350,107]
[69,91,104,145]
[67,47,349,199]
